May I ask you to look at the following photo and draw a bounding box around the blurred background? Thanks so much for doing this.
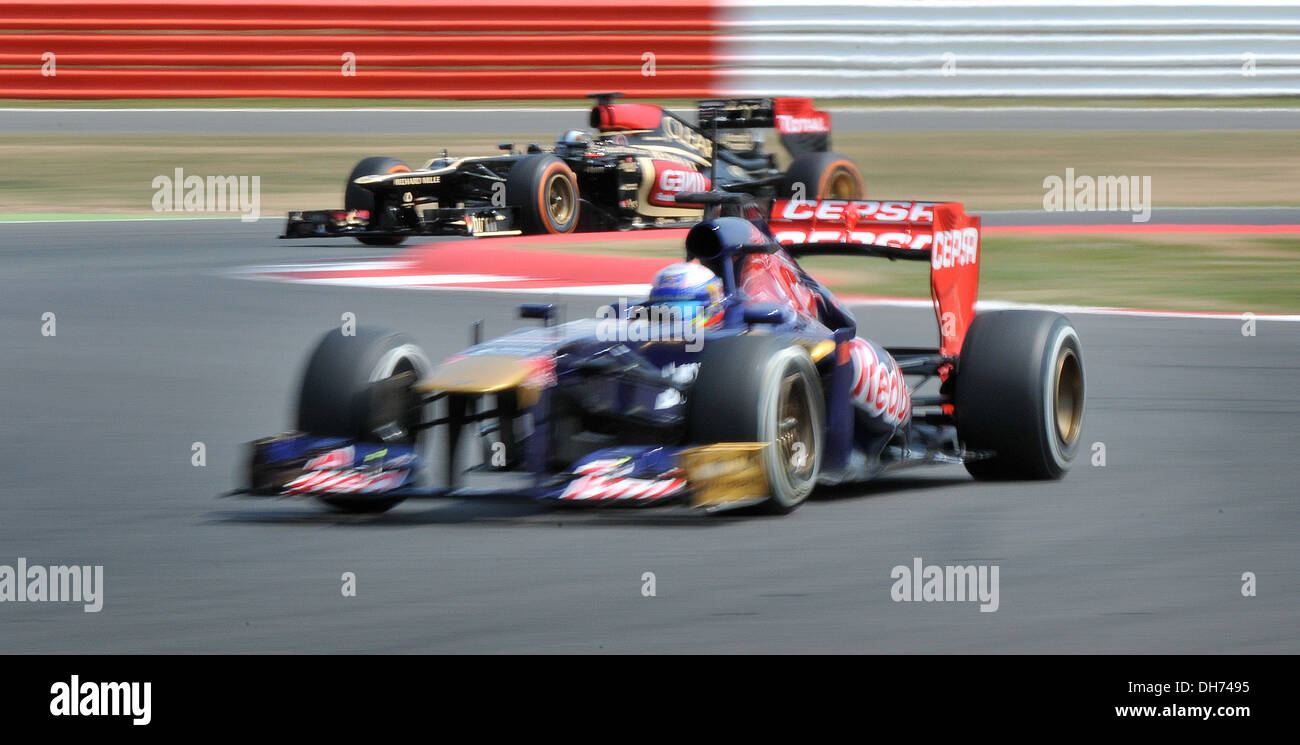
[6,0,1299,99]
[2,0,1298,310]
[0,1,1296,654]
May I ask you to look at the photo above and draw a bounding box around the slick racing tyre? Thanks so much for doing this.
[507,154,580,234]
[689,336,825,514]
[780,152,864,200]
[955,311,1085,480]
[296,327,431,513]
[345,156,411,246]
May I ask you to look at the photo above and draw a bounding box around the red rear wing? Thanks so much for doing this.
[772,97,831,137]
[768,199,982,356]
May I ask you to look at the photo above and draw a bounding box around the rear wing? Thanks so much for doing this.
[768,199,981,356]
[697,97,831,157]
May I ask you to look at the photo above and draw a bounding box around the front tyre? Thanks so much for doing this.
[345,156,411,246]
[296,327,431,512]
[689,336,825,513]
[955,311,1085,480]
[506,155,580,234]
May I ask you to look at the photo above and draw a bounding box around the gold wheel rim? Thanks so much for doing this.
[1054,348,1083,446]
[826,169,859,199]
[777,373,815,482]
[546,173,575,225]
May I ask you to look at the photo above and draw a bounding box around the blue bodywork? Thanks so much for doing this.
[239,210,961,510]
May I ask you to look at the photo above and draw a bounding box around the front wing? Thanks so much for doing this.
[234,433,775,512]
[281,205,522,239]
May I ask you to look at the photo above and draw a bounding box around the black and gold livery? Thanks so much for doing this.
[281,93,865,245]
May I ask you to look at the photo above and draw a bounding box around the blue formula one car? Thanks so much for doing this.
[235,193,1085,515]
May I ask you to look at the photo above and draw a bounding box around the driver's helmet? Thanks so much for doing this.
[647,262,725,329]
[557,129,592,154]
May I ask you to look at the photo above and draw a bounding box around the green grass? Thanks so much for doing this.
[839,129,1300,209]
[3,128,1296,313]
[2,129,1298,215]
[801,234,1300,314]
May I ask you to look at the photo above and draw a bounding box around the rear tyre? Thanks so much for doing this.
[780,152,864,200]
[955,311,1085,480]
[296,327,431,512]
[689,336,825,514]
[345,156,410,246]
[506,155,580,234]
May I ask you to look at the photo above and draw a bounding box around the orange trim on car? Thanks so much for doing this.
[820,159,864,198]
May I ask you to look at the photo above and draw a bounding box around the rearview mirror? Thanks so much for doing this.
[519,303,556,326]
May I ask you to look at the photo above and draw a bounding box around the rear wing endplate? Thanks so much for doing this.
[768,199,982,356]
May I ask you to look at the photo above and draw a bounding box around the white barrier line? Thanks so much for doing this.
[723,0,1300,6]
[731,66,1300,77]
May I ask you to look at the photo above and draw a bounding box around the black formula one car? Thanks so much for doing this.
[281,94,864,244]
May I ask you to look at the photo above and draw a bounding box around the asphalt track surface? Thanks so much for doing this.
[0,218,1296,653]
[5,106,1300,134]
